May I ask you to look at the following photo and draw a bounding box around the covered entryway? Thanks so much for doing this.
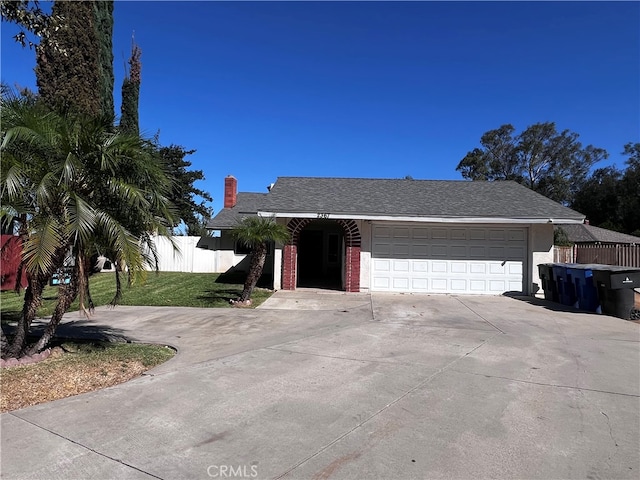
[282,218,361,292]
[297,221,344,289]
[371,224,526,294]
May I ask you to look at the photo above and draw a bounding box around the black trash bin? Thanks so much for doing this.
[591,266,640,320]
[538,264,558,302]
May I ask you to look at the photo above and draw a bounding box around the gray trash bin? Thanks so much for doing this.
[591,266,640,320]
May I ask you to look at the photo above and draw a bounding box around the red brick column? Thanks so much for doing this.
[282,244,297,290]
[345,245,361,292]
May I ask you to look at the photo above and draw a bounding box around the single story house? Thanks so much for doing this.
[555,223,640,245]
[206,176,585,295]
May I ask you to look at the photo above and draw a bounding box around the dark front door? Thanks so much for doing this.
[297,224,342,289]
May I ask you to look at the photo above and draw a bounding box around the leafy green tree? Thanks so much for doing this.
[1,94,175,358]
[553,227,573,247]
[0,0,55,48]
[571,143,640,236]
[571,166,623,231]
[231,217,290,303]
[457,122,608,204]
[620,143,640,236]
[155,144,214,235]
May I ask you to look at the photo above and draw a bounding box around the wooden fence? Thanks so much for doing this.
[575,244,640,268]
[553,246,575,263]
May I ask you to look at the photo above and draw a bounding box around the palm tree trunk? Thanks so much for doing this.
[238,243,267,302]
[5,273,46,358]
[27,265,79,355]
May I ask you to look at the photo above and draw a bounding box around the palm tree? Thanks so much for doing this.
[231,216,290,303]
[1,93,176,358]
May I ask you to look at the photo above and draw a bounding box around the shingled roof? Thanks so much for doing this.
[556,224,640,245]
[206,192,267,229]
[260,177,584,222]
[207,177,585,229]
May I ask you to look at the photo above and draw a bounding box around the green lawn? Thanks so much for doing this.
[1,272,272,323]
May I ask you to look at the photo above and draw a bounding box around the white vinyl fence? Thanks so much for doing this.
[145,235,220,273]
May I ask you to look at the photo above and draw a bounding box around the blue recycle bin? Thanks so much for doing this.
[566,264,600,312]
[552,264,577,307]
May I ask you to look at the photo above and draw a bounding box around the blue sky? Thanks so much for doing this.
[2,1,639,216]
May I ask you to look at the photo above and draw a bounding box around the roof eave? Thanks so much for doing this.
[257,211,585,224]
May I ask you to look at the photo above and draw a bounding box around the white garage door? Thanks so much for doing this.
[371,225,526,294]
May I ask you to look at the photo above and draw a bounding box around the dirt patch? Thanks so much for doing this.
[1,344,174,413]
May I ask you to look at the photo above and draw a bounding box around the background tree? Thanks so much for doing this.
[457,122,608,204]
[29,0,114,119]
[571,166,623,231]
[231,217,290,303]
[0,0,56,49]
[570,143,640,236]
[619,143,640,236]
[119,38,141,135]
[1,93,176,358]
[94,0,114,121]
[156,144,214,236]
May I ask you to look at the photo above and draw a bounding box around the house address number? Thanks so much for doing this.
[317,213,330,219]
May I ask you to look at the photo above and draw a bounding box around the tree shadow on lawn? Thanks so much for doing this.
[214,270,272,289]
[3,320,134,358]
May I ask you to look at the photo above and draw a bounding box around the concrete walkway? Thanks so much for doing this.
[1,291,639,479]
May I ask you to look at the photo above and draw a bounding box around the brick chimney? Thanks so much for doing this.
[224,175,238,209]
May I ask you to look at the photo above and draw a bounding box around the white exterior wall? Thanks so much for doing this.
[359,220,372,292]
[529,223,554,297]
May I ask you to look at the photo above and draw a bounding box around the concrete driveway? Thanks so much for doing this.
[1,291,638,479]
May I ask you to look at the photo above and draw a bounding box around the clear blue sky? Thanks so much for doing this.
[2,1,639,216]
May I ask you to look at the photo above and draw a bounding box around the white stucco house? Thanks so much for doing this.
[206,175,585,295]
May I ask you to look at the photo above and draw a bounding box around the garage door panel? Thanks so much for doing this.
[489,263,505,274]
[470,263,487,274]
[411,278,428,290]
[393,277,409,289]
[412,261,429,273]
[373,243,391,256]
[450,245,468,257]
[431,229,448,239]
[373,277,390,289]
[374,259,390,271]
[372,225,526,294]
[508,262,523,275]
[393,260,410,272]
[411,244,429,257]
[469,230,486,240]
[393,228,410,239]
[451,229,467,240]
[412,228,429,239]
[374,226,391,238]
[432,262,447,273]
[470,279,487,292]
[431,278,448,290]
[431,245,448,257]
[392,244,410,256]
[450,262,467,273]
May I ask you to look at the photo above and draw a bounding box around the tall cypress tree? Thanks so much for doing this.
[94,0,114,121]
[34,0,114,119]
[119,39,141,135]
